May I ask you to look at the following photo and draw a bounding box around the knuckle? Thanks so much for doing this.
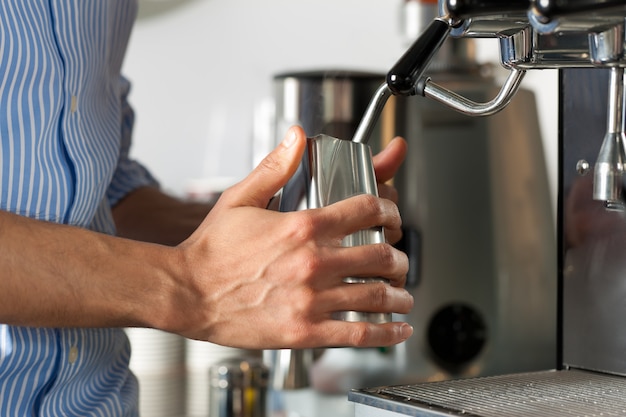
[349,323,372,346]
[288,212,318,243]
[369,283,390,308]
[259,153,282,175]
[362,193,383,214]
[376,243,397,268]
[296,287,317,314]
[361,194,401,228]
[294,248,322,279]
[282,293,316,346]
[303,256,323,278]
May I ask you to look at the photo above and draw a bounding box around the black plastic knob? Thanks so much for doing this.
[427,303,487,372]
[386,18,451,96]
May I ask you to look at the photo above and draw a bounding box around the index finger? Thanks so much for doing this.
[313,194,402,241]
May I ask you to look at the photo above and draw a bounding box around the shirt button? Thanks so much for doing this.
[70,95,78,113]
[68,346,79,364]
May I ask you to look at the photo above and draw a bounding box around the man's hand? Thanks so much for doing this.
[167,126,413,349]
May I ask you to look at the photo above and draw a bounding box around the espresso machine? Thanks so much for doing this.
[348,0,626,415]
[268,0,556,398]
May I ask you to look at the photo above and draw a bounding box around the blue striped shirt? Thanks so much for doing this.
[1,1,158,415]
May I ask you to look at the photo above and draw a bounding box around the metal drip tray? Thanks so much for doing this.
[349,370,626,416]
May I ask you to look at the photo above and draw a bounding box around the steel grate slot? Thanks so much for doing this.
[360,370,626,416]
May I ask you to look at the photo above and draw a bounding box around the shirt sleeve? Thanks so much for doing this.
[106,76,160,207]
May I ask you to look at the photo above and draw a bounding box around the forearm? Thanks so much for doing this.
[112,186,213,246]
[0,210,181,330]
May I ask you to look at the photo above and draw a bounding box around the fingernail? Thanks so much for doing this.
[282,128,297,148]
[400,323,413,340]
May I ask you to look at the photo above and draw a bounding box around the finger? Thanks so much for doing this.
[325,244,409,287]
[307,321,414,348]
[319,281,414,315]
[220,126,307,208]
[315,194,402,239]
[372,137,408,183]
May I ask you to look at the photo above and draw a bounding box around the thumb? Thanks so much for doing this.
[222,126,307,208]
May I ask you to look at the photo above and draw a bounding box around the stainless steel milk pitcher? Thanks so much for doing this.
[279,134,391,324]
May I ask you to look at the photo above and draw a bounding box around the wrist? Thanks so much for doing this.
[137,243,208,339]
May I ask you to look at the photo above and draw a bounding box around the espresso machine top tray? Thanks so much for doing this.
[349,370,626,417]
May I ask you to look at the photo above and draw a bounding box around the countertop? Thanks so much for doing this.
[269,389,354,417]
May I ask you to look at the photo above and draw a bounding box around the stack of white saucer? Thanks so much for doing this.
[126,328,186,417]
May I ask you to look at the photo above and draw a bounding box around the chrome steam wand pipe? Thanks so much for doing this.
[352,83,393,144]
[352,16,528,143]
[352,65,527,145]
[593,67,626,204]
[420,68,526,116]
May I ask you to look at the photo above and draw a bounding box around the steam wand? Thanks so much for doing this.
[352,12,526,144]
[593,67,626,207]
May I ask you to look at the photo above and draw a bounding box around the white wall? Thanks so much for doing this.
[123,0,558,205]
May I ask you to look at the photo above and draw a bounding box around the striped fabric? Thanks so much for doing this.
[1,1,159,416]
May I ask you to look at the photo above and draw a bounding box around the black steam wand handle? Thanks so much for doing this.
[386,18,451,97]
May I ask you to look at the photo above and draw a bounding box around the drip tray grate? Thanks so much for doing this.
[350,370,626,416]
